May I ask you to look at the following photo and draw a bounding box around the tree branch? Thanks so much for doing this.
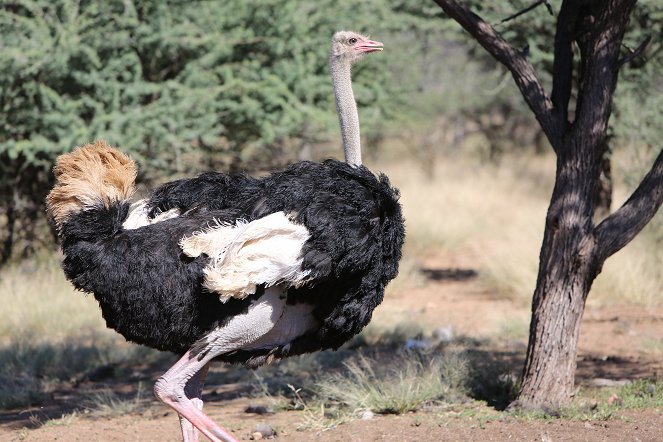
[618,35,652,67]
[595,148,663,262]
[572,0,637,142]
[550,0,578,126]
[433,0,561,148]
[500,0,553,25]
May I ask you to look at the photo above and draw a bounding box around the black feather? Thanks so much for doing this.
[57,160,405,365]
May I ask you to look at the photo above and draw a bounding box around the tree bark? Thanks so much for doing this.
[434,0,661,410]
[519,0,638,408]
[516,142,603,408]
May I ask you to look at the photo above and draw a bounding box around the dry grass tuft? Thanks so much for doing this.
[316,352,469,415]
[83,384,146,418]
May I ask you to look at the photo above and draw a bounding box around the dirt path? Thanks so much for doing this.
[7,404,663,441]
[2,251,662,441]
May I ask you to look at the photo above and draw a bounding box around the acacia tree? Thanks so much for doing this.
[434,0,663,409]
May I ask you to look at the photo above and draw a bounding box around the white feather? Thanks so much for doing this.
[180,212,311,302]
[122,199,180,230]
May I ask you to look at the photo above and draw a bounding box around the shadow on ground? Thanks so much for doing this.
[420,267,478,282]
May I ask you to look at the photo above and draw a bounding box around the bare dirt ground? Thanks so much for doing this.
[2,251,662,441]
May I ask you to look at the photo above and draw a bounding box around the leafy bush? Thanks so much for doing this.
[0,0,409,261]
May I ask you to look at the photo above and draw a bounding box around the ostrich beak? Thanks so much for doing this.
[355,39,384,53]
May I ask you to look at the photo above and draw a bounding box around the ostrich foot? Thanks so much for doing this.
[155,352,238,442]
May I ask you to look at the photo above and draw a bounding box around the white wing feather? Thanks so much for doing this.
[180,212,311,302]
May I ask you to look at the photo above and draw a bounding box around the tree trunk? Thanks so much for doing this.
[516,145,602,408]
[516,0,635,408]
[435,0,660,410]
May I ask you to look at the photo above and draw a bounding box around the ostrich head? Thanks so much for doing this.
[330,31,383,65]
[329,31,382,166]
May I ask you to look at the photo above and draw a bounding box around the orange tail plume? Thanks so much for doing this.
[46,140,137,230]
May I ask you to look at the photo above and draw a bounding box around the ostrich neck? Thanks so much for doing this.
[330,59,361,165]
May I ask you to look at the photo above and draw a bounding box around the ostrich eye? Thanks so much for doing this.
[348,37,357,44]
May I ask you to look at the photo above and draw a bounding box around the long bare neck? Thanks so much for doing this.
[330,58,361,165]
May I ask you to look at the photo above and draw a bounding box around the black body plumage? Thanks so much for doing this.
[58,159,404,366]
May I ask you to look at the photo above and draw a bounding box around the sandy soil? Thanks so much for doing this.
[2,251,662,442]
[6,404,663,442]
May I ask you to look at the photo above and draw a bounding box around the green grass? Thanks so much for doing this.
[510,380,663,422]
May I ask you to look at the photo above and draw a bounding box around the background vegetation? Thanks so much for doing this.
[2,0,661,262]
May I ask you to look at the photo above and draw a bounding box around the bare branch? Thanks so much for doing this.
[618,35,652,67]
[500,0,554,25]
[595,148,663,262]
[433,0,561,148]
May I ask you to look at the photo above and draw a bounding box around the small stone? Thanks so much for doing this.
[255,423,275,438]
[584,422,593,429]
[251,431,263,440]
[361,410,374,420]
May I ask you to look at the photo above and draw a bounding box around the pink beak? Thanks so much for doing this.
[355,39,384,53]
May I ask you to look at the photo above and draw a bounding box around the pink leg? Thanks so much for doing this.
[155,351,238,442]
[179,363,210,442]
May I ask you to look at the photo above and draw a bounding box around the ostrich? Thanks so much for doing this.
[46,31,403,442]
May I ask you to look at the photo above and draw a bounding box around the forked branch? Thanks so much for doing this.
[595,149,663,262]
[618,35,652,67]
[433,0,561,146]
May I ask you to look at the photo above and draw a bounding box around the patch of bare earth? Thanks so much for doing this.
[2,251,662,441]
[8,406,663,442]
